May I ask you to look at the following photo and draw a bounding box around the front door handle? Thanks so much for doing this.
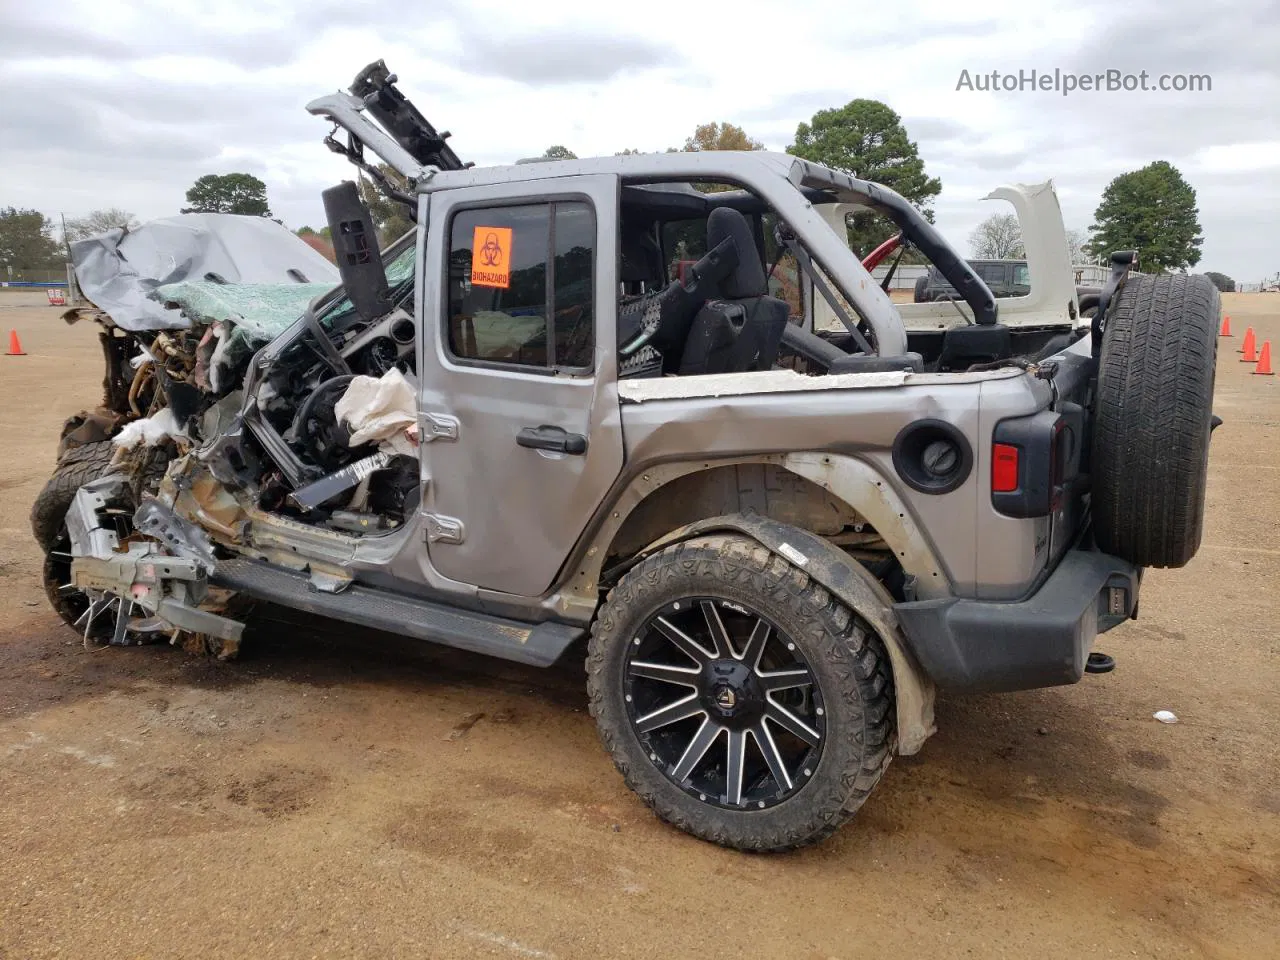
[516,425,588,456]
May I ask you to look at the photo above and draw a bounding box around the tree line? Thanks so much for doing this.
[970,159,1207,279]
[1,99,1214,283]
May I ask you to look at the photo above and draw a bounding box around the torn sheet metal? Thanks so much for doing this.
[69,214,339,332]
[66,478,242,645]
[334,368,420,456]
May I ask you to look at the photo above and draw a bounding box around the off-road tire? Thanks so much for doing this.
[29,441,118,553]
[1092,273,1220,567]
[586,534,893,852]
[913,275,929,303]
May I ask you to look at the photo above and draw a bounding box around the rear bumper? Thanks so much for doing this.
[894,549,1140,693]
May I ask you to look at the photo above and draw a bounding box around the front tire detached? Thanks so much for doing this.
[587,534,894,852]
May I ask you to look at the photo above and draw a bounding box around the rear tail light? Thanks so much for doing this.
[992,443,1019,492]
[990,408,1081,517]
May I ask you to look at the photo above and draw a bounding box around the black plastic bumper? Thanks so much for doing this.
[894,549,1140,693]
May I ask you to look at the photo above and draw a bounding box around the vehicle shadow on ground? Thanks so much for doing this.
[5,604,1166,856]
[0,603,588,721]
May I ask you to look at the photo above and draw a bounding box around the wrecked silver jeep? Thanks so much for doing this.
[34,62,1221,851]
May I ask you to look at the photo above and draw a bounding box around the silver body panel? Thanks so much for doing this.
[613,368,1047,601]
[412,174,624,596]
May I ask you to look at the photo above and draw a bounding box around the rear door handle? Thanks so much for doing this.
[516,425,588,455]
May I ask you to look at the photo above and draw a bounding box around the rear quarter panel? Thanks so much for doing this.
[616,369,1052,600]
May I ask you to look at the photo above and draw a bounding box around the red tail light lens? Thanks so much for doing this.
[992,443,1019,492]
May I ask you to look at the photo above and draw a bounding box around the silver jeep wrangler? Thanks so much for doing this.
[40,62,1220,851]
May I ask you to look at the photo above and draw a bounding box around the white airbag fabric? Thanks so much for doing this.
[334,368,418,457]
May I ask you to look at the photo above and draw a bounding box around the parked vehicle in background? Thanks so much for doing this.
[914,259,1030,302]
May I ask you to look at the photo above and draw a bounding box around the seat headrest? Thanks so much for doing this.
[706,207,767,298]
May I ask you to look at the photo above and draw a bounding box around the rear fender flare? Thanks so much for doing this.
[783,452,950,600]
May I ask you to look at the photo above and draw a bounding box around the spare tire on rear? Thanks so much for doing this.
[1091,273,1219,568]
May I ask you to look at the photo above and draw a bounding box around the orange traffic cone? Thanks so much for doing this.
[5,330,24,356]
[1254,341,1274,376]
[1221,315,1233,336]
[1240,327,1258,361]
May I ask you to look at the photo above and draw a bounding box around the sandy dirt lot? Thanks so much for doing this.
[0,289,1276,959]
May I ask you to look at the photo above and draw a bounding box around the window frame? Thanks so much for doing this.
[441,193,598,377]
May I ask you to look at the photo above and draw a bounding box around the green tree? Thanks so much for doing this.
[182,173,273,217]
[1204,271,1235,293]
[788,100,941,254]
[682,122,764,152]
[1086,161,1203,272]
[357,164,414,247]
[0,207,62,279]
[64,208,140,242]
[542,145,578,160]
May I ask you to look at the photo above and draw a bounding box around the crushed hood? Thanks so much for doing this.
[70,214,341,332]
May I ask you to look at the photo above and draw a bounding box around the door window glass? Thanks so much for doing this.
[447,201,595,370]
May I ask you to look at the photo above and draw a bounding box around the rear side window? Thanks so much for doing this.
[446,201,595,370]
[979,263,1007,285]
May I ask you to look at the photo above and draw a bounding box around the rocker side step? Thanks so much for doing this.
[212,558,582,667]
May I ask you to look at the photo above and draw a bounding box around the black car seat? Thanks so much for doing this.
[678,207,790,376]
[617,222,741,374]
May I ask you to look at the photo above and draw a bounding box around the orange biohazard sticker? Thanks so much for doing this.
[470,226,513,289]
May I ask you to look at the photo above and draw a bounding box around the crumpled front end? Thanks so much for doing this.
[65,474,245,655]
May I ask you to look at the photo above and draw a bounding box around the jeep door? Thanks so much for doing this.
[416,175,622,598]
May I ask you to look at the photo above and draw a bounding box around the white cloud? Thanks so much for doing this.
[1,0,1276,278]
[1193,143,1280,174]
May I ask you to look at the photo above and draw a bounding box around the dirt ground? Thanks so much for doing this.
[0,289,1276,959]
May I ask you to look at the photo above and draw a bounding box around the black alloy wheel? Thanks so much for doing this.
[623,597,824,810]
[588,534,895,851]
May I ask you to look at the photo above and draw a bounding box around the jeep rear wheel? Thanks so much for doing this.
[587,534,893,851]
[1092,273,1219,568]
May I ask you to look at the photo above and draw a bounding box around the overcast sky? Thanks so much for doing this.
[3,0,1277,279]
